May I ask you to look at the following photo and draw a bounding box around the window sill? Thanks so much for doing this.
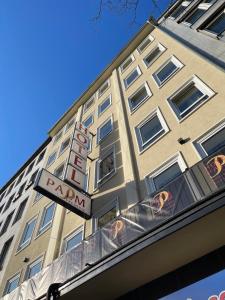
[138,130,170,155]
[94,170,117,192]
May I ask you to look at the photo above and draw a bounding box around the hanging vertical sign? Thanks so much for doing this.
[64,121,90,191]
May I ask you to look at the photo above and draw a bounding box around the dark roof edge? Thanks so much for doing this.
[0,137,51,193]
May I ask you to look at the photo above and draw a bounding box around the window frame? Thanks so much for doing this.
[53,129,63,145]
[37,202,56,236]
[152,56,184,88]
[18,217,37,251]
[137,34,154,54]
[128,82,152,113]
[83,96,95,113]
[24,256,43,280]
[83,114,94,128]
[169,0,193,20]
[193,118,225,159]
[12,198,28,225]
[203,8,225,37]
[95,146,116,188]
[4,272,21,296]
[143,43,166,68]
[54,162,65,179]
[65,117,75,132]
[97,116,113,144]
[167,75,215,122]
[46,150,58,168]
[135,108,169,153]
[124,66,142,89]
[98,95,112,117]
[120,54,135,73]
[98,79,110,98]
[144,152,187,194]
[92,197,120,232]
[61,226,84,254]
[58,136,72,156]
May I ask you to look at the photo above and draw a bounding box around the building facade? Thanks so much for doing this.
[1,1,225,299]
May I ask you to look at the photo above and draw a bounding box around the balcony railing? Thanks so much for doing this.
[2,146,225,300]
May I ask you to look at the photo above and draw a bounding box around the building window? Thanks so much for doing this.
[152,56,183,87]
[62,228,83,253]
[0,191,6,203]
[65,118,75,132]
[167,76,215,120]
[83,114,94,128]
[0,211,14,236]
[13,198,28,225]
[3,194,14,213]
[98,80,110,98]
[194,120,225,158]
[36,150,46,164]
[135,108,169,152]
[34,192,43,203]
[169,1,192,19]
[128,82,152,112]
[26,161,35,176]
[16,182,26,199]
[137,34,154,53]
[204,9,225,36]
[98,95,112,117]
[96,148,115,187]
[29,170,39,186]
[15,172,24,187]
[4,273,20,295]
[145,153,187,193]
[0,204,4,214]
[54,163,65,179]
[124,66,142,89]
[143,44,166,68]
[120,55,135,73]
[18,218,36,250]
[59,137,71,156]
[97,117,113,143]
[93,199,119,231]
[0,237,13,269]
[38,203,55,235]
[46,151,57,167]
[5,184,14,196]
[83,96,95,113]
[183,1,215,26]
[53,130,63,144]
[25,257,43,280]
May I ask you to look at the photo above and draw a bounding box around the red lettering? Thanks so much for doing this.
[77,122,88,135]
[46,178,54,186]
[70,168,81,185]
[74,155,83,169]
[74,195,85,207]
[64,188,75,200]
[55,184,63,195]
[76,132,88,146]
[77,144,86,157]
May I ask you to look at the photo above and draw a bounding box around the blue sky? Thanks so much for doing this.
[0,0,172,187]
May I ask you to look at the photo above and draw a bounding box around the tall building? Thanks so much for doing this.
[0,1,225,299]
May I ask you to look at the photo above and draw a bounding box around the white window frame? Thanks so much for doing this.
[137,34,154,54]
[92,197,120,232]
[193,118,225,159]
[143,43,166,68]
[83,96,95,113]
[83,114,94,128]
[18,217,37,251]
[53,129,63,145]
[95,146,116,188]
[128,82,152,113]
[169,1,193,20]
[58,136,72,156]
[120,54,135,73]
[98,80,110,98]
[152,56,184,87]
[182,2,212,26]
[124,66,142,89]
[65,117,75,132]
[46,150,58,168]
[144,152,187,194]
[97,116,113,144]
[61,226,84,254]
[37,202,56,236]
[98,95,112,117]
[24,256,43,280]
[203,8,225,37]
[54,162,66,179]
[4,273,21,295]
[135,107,169,153]
[167,75,215,122]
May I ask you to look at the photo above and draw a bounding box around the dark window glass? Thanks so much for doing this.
[185,8,206,24]
[99,152,115,181]
[3,194,14,213]
[26,259,42,279]
[13,198,28,224]
[26,161,35,176]
[15,172,24,187]
[0,237,13,268]
[37,150,45,164]
[65,231,83,252]
[207,12,225,35]
[153,163,182,190]
[0,212,14,236]
[99,119,112,141]
[125,69,139,87]
[130,86,149,110]
[170,4,187,19]
[140,116,163,146]
[156,61,178,84]
[4,275,20,295]
[54,164,64,179]
[98,207,117,228]
[202,127,225,155]
[83,115,93,128]
[144,47,161,66]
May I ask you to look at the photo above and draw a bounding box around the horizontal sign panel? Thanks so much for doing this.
[34,169,91,219]
[64,165,86,190]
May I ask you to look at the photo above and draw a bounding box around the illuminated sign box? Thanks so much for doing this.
[34,169,91,219]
